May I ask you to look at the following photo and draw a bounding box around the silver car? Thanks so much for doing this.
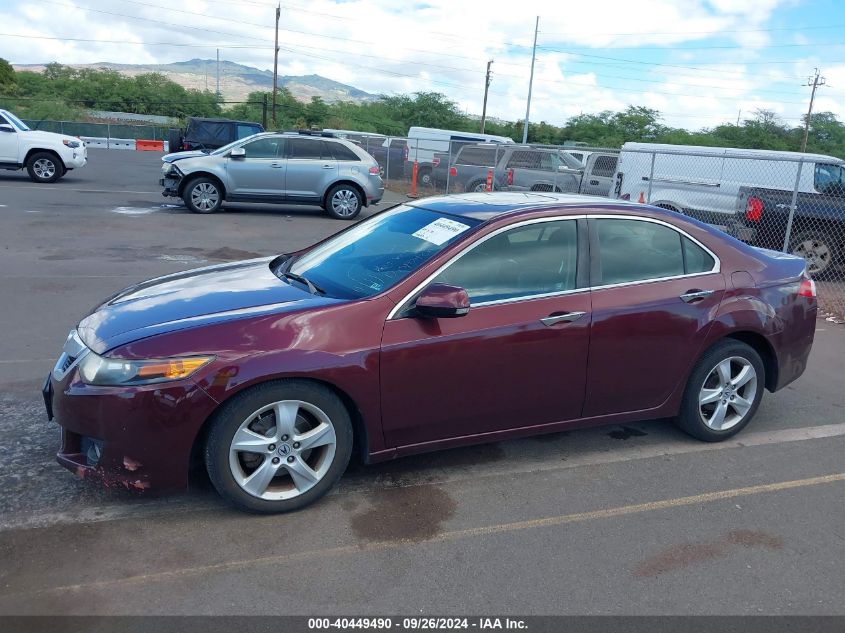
[160,132,384,219]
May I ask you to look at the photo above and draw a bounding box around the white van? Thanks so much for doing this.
[406,126,514,185]
[611,142,844,224]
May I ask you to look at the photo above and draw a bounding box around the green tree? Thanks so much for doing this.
[5,61,845,159]
[304,96,329,127]
[0,58,15,91]
[803,112,845,156]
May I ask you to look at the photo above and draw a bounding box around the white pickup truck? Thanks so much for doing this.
[0,109,88,183]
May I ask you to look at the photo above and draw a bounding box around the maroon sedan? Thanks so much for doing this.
[44,193,818,513]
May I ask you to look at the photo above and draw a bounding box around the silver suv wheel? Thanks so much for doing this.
[325,185,362,220]
[331,189,359,217]
[183,177,223,214]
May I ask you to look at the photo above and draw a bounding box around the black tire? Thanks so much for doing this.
[183,176,223,214]
[418,166,433,187]
[466,179,489,193]
[167,129,183,153]
[205,380,353,514]
[789,230,838,279]
[25,152,63,183]
[324,183,363,220]
[675,340,765,442]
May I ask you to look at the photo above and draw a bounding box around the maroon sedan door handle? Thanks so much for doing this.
[680,289,715,303]
[540,311,586,326]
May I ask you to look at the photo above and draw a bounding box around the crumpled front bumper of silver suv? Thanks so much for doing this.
[159,163,183,197]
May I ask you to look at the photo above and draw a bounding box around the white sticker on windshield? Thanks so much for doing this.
[412,218,471,246]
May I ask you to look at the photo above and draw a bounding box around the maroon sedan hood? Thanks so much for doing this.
[77,258,342,354]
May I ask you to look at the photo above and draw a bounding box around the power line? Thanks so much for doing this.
[160,0,845,50]
[39,0,531,69]
[539,41,845,52]
[540,23,845,37]
[12,1,822,88]
[6,30,810,97]
[7,5,832,111]
[277,42,810,105]
[6,30,820,109]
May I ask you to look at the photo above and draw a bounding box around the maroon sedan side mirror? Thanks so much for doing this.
[414,283,470,318]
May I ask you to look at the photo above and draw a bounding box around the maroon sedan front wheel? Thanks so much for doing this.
[205,380,353,513]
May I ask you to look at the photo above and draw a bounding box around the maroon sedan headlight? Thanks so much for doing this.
[77,352,214,386]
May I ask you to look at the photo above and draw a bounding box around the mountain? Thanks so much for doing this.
[12,58,376,103]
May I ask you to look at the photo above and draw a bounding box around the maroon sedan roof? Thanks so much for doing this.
[407,192,645,221]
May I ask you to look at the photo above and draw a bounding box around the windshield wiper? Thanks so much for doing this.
[279,271,325,295]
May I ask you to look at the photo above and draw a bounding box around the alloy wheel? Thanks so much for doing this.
[228,400,337,500]
[33,158,56,180]
[331,189,359,217]
[698,356,758,431]
[791,238,831,275]
[191,182,220,212]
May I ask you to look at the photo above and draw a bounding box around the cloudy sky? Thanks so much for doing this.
[2,0,845,130]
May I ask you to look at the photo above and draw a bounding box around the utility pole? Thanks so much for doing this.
[801,68,825,153]
[480,59,493,134]
[736,109,741,126]
[262,93,268,129]
[522,16,539,144]
[215,49,220,102]
[272,3,280,127]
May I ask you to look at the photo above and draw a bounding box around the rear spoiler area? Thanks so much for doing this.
[749,246,811,286]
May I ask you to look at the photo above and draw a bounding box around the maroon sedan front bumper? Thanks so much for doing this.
[45,367,219,493]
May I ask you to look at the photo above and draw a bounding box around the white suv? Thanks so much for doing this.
[0,109,88,183]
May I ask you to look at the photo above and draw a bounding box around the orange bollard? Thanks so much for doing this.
[638,191,645,204]
[409,161,419,198]
[485,168,493,192]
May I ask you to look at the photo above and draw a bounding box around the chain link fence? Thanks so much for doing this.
[20,120,169,141]
[357,136,843,319]
[21,122,845,318]
[609,146,845,320]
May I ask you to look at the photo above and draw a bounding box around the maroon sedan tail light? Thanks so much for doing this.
[798,278,817,298]
[745,196,764,222]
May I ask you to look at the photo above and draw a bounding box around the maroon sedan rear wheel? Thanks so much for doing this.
[675,340,765,442]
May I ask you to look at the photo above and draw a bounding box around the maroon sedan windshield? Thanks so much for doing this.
[289,205,481,299]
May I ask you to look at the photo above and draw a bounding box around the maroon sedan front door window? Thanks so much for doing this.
[380,219,591,447]
[583,217,726,417]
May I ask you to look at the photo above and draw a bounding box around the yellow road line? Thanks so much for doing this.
[8,472,845,597]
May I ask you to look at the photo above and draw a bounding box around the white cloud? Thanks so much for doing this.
[1,0,839,131]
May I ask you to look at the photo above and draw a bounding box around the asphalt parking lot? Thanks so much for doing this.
[1,149,844,615]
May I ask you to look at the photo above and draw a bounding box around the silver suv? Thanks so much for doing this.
[160,132,384,219]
